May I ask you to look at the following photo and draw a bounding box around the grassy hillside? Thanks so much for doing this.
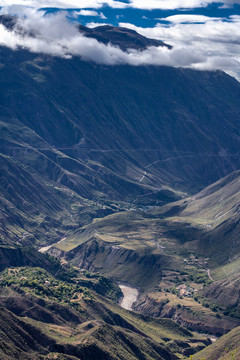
[192,326,240,360]
[149,170,240,265]
[0,263,211,360]
[45,170,240,266]
[44,171,240,334]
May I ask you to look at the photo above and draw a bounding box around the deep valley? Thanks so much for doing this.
[0,15,240,360]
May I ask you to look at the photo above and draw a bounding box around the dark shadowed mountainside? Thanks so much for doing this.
[0,41,240,244]
[78,24,172,50]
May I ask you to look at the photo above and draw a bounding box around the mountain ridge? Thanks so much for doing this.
[77,24,172,51]
[0,15,171,52]
[1,20,240,358]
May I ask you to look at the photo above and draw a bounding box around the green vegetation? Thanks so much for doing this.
[188,271,211,285]
[0,267,92,303]
[0,264,210,360]
[191,326,240,360]
[0,266,121,303]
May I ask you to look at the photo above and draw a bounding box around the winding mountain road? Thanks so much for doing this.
[207,269,214,281]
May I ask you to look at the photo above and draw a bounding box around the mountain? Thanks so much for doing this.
[1,17,240,358]
[0,255,211,360]
[78,24,172,50]
[50,170,240,272]
[0,244,60,272]
[192,325,240,360]
[0,152,115,247]
[0,15,171,51]
[45,170,240,334]
[0,15,16,30]
[0,39,240,244]
[149,169,240,264]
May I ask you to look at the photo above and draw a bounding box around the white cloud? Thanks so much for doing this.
[230,15,240,21]
[76,10,99,16]
[0,0,127,9]
[86,21,111,27]
[219,0,240,8]
[0,0,239,10]
[0,9,239,80]
[75,9,106,19]
[158,14,222,23]
[127,0,240,10]
[118,19,240,46]
[128,0,208,10]
[118,18,240,79]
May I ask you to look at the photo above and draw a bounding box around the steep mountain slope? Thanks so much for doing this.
[0,154,74,246]
[2,52,239,197]
[192,325,240,360]
[0,259,211,360]
[200,273,240,309]
[0,245,61,273]
[50,170,240,273]
[0,30,240,245]
[0,153,115,246]
[47,171,240,334]
[150,170,240,264]
[146,172,240,327]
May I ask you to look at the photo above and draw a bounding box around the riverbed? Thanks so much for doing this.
[119,284,139,311]
[39,245,52,253]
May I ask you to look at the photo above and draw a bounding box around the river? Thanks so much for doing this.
[119,284,139,311]
[39,245,52,253]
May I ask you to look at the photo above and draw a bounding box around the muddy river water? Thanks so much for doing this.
[119,284,139,311]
